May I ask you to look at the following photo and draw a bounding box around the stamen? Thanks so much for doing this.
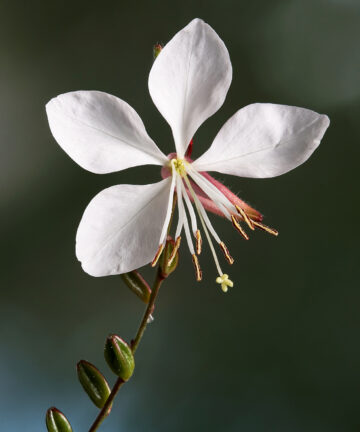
[187,166,234,219]
[219,241,234,265]
[195,229,202,255]
[182,176,221,244]
[158,160,177,245]
[192,254,202,281]
[176,175,195,255]
[252,220,279,236]
[151,243,164,267]
[231,215,249,240]
[216,274,234,293]
[181,176,198,235]
[167,236,181,266]
[182,175,223,277]
[235,205,254,230]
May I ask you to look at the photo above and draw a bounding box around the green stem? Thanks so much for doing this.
[88,269,165,432]
[132,269,164,353]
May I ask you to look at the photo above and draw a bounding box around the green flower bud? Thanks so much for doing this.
[104,335,135,381]
[120,271,151,303]
[153,43,163,59]
[159,236,179,278]
[46,407,72,432]
[77,360,111,409]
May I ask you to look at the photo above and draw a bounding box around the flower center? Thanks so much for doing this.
[152,156,278,292]
[172,158,187,177]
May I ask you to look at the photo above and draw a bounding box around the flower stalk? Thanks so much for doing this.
[88,264,166,432]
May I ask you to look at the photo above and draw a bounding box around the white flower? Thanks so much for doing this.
[46,18,329,292]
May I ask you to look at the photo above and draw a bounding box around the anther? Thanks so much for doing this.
[151,244,164,267]
[195,229,202,255]
[231,215,249,240]
[252,220,278,236]
[235,205,255,230]
[192,254,202,281]
[167,236,181,266]
[219,241,234,265]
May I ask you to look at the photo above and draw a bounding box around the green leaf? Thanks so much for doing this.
[46,407,72,432]
[104,335,135,381]
[77,360,111,409]
[120,271,151,303]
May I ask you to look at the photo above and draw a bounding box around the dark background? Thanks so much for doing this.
[1,0,359,430]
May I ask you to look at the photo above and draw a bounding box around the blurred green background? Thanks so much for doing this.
[1,0,359,430]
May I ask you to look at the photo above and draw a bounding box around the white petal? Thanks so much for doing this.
[46,91,167,174]
[148,18,232,158]
[193,103,330,178]
[76,179,172,276]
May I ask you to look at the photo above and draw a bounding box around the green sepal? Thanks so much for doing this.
[159,236,179,278]
[46,407,73,432]
[120,271,151,303]
[104,335,135,381]
[77,360,111,409]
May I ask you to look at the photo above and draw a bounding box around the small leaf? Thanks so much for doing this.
[77,360,111,408]
[120,271,151,303]
[46,407,72,432]
[104,335,135,381]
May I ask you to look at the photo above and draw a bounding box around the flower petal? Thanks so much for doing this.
[193,103,330,178]
[148,18,232,158]
[76,179,172,276]
[46,91,167,174]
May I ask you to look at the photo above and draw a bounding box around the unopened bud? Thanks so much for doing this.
[104,335,135,381]
[77,360,111,409]
[159,236,179,278]
[120,271,151,303]
[153,43,163,59]
[46,407,72,432]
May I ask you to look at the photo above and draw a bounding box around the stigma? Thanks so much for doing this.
[216,274,233,293]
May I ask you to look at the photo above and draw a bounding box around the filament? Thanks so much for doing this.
[176,175,195,255]
[158,161,177,245]
[187,166,235,218]
[182,175,223,276]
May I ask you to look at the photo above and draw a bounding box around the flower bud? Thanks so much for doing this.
[46,407,72,432]
[153,43,163,59]
[159,236,179,278]
[77,360,111,409]
[120,271,151,303]
[104,335,135,381]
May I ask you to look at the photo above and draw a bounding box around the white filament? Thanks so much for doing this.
[176,174,195,255]
[180,179,198,235]
[187,165,236,218]
[183,175,221,244]
[182,174,223,276]
[158,161,177,245]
